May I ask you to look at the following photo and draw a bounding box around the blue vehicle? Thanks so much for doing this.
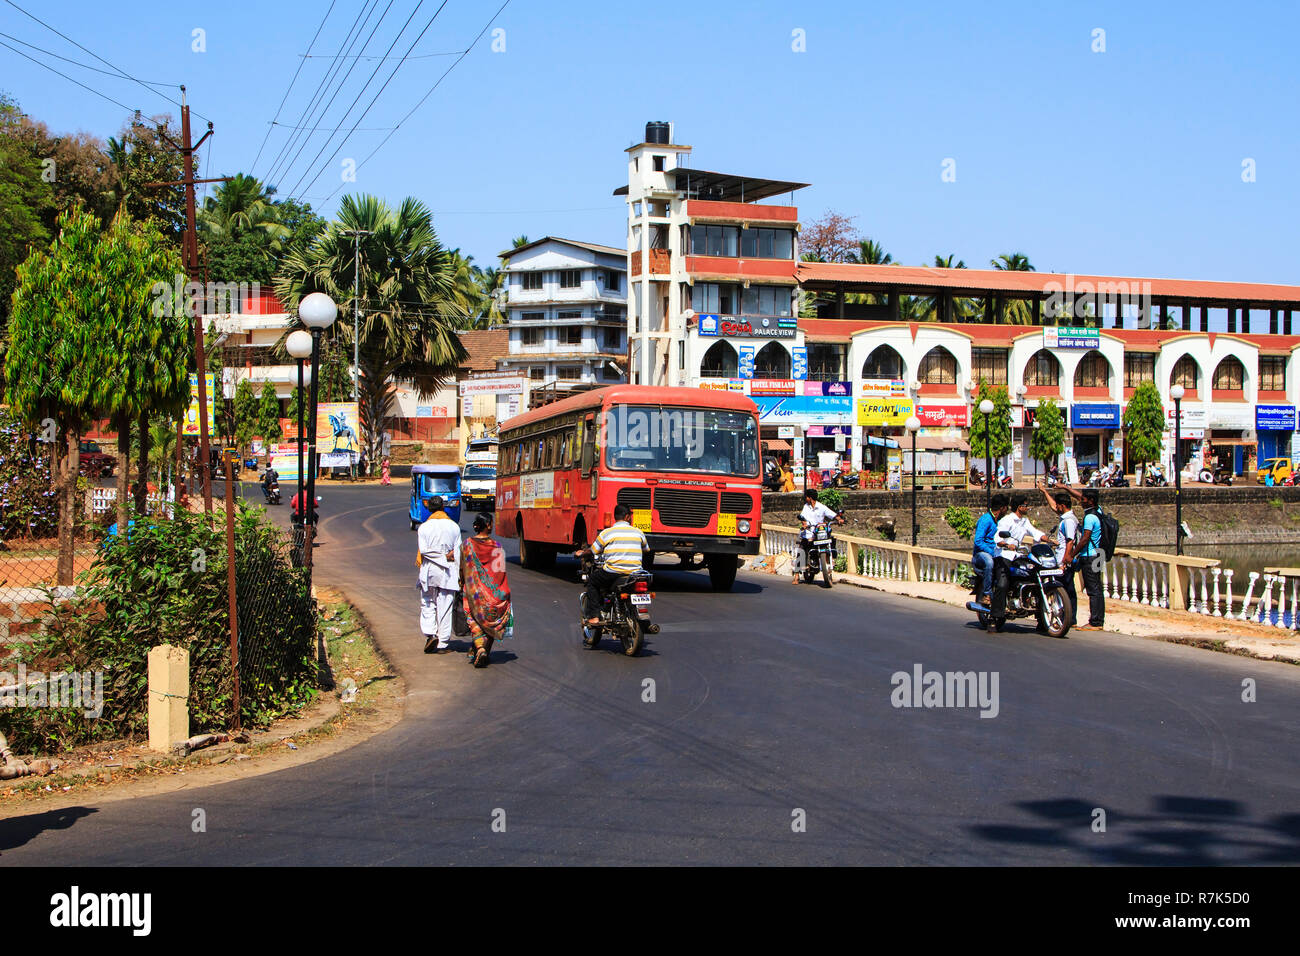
[409,464,462,529]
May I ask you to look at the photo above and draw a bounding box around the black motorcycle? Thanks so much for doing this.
[966,540,1073,638]
[798,514,843,587]
[261,473,282,505]
[579,556,657,656]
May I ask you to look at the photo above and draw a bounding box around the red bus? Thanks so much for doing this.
[496,385,762,591]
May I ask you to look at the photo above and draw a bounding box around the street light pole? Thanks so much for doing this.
[286,330,313,548]
[297,296,338,576]
[906,415,921,546]
[1171,384,1185,555]
[979,398,995,512]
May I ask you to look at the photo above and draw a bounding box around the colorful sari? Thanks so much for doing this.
[461,536,513,641]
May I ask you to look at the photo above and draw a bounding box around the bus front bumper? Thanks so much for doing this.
[645,533,759,556]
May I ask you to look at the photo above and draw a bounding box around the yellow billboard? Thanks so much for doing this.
[857,397,914,427]
[183,373,216,437]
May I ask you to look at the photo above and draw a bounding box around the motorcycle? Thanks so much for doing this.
[291,494,321,528]
[969,466,986,486]
[798,513,844,588]
[830,471,859,490]
[966,540,1073,638]
[1044,464,1062,488]
[261,473,282,505]
[1142,464,1167,487]
[579,556,656,656]
[1198,465,1234,485]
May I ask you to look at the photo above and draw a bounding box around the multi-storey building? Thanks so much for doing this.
[498,237,628,392]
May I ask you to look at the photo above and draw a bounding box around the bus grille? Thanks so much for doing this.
[616,487,652,510]
[654,488,717,528]
[720,492,754,515]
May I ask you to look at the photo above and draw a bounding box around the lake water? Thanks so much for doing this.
[1143,543,1300,578]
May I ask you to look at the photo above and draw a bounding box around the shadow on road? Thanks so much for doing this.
[971,796,1300,863]
[0,806,98,855]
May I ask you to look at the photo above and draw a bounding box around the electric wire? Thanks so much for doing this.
[250,0,338,174]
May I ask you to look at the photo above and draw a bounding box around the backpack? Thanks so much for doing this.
[1081,506,1119,562]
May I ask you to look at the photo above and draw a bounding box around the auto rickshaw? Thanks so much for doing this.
[409,464,462,529]
[1256,456,1294,485]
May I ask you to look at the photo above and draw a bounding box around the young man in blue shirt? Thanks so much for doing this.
[1075,487,1106,630]
[971,493,1009,606]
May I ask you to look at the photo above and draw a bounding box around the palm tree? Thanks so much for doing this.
[919,254,976,321]
[852,238,893,265]
[199,173,289,246]
[511,234,530,248]
[274,193,468,471]
[991,251,1036,324]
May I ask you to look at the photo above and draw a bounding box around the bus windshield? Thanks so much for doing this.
[463,465,496,479]
[604,405,759,476]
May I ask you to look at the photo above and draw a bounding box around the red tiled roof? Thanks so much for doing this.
[457,330,509,373]
[796,263,1300,305]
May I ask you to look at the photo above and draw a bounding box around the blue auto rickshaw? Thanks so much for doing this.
[409,464,462,529]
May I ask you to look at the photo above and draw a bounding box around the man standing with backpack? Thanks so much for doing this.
[1075,488,1107,630]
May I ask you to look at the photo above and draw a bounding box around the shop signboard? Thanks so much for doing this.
[806,425,852,437]
[777,426,796,439]
[803,380,853,397]
[1071,403,1121,428]
[711,316,797,339]
[792,347,807,380]
[697,314,720,336]
[1165,403,1206,439]
[915,403,969,428]
[458,374,526,397]
[752,395,854,425]
[738,346,755,379]
[1044,327,1100,350]
[857,397,914,427]
[1206,404,1253,429]
[698,378,746,391]
[1256,404,1296,431]
[859,378,908,398]
[749,379,797,396]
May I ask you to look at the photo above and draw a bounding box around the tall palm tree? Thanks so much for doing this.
[511,234,530,248]
[852,238,893,265]
[991,251,1036,324]
[199,173,288,247]
[274,193,468,470]
[919,254,975,321]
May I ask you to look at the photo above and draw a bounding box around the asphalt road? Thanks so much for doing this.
[3,483,1300,865]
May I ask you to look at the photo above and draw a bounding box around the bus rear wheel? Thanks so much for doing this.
[520,536,554,570]
[706,554,739,592]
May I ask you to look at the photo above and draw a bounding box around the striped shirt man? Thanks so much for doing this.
[592,520,649,573]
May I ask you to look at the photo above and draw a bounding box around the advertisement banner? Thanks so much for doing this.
[857,397,914,427]
[267,443,300,481]
[320,452,354,468]
[315,402,363,455]
[752,395,854,425]
[1071,403,1121,428]
[859,378,908,398]
[1044,327,1100,350]
[520,472,554,508]
[915,403,969,428]
[749,379,797,396]
[458,375,526,397]
[803,380,853,397]
[1256,404,1296,431]
[183,373,216,437]
[1206,404,1253,429]
[792,347,808,380]
[1165,403,1206,439]
[806,425,852,437]
[738,346,755,380]
[699,379,746,391]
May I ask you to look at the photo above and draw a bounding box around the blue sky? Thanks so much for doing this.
[3,0,1297,283]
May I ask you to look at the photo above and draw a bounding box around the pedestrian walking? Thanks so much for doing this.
[1075,487,1106,630]
[381,456,391,486]
[460,513,512,668]
[416,495,461,653]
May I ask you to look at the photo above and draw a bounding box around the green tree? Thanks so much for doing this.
[1123,381,1165,472]
[0,97,54,334]
[257,381,283,445]
[233,378,258,455]
[1029,399,1066,476]
[105,115,188,244]
[274,193,468,469]
[968,381,1013,464]
[991,252,1036,324]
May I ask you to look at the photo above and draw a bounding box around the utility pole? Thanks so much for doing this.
[147,86,231,516]
[340,228,372,475]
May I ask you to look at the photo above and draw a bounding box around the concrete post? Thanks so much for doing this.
[1168,561,1190,611]
[148,644,189,753]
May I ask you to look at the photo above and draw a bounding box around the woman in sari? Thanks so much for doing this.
[461,513,513,667]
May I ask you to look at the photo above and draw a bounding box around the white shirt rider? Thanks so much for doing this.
[800,500,839,540]
[996,510,1047,554]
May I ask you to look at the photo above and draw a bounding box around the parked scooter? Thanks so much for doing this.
[1198,465,1234,485]
[969,465,986,486]
[966,539,1074,638]
[1143,464,1168,487]
[579,555,656,656]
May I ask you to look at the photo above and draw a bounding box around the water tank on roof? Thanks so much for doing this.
[645,121,670,144]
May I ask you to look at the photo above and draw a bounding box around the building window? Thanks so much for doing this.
[1260,355,1287,391]
[690,224,739,258]
[520,327,543,347]
[559,269,582,288]
[1074,350,1110,389]
[918,347,958,386]
[528,366,546,381]
[692,282,738,315]
[1024,349,1061,388]
[752,342,791,380]
[739,228,795,260]
[653,155,665,172]
[701,341,739,377]
[1170,354,1199,390]
[557,366,582,380]
[1124,352,1155,388]
[739,285,792,317]
[521,272,543,291]
[861,345,903,380]
[602,270,621,293]
[808,344,842,381]
[971,348,1008,386]
[601,327,622,351]
[1213,356,1245,391]
[560,326,584,346]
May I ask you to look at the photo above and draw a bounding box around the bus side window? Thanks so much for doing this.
[522,441,532,472]
[563,429,574,468]
[580,416,596,478]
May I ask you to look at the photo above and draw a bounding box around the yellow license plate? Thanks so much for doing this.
[632,508,652,532]
[717,512,737,536]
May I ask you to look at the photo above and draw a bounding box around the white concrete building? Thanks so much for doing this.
[498,237,628,389]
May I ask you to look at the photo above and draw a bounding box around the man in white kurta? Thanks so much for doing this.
[417,496,462,652]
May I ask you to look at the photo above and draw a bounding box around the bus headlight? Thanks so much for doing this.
[737,519,751,533]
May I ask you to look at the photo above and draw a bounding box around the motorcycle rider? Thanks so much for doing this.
[261,465,280,501]
[792,488,845,585]
[575,503,650,626]
[971,493,1010,606]
[988,493,1052,630]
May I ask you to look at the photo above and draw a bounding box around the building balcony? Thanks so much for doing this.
[686,199,799,224]
[683,256,798,282]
